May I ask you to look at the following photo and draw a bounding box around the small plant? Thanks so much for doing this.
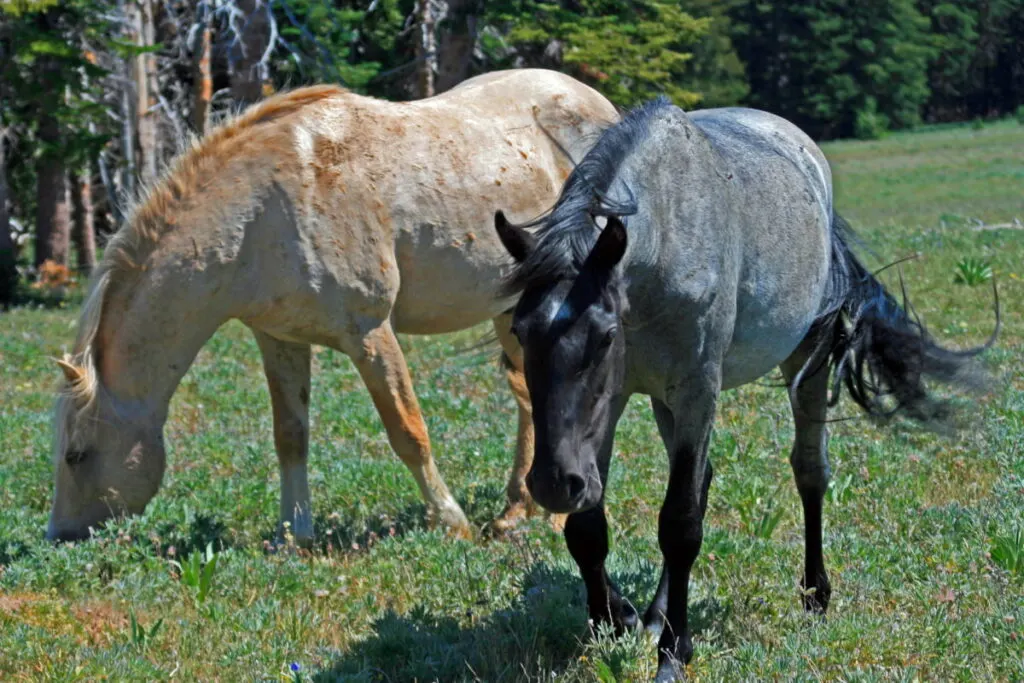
[128,608,163,651]
[989,525,1023,574]
[171,541,219,606]
[1016,104,1024,125]
[736,482,787,540]
[971,117,985,130]
[953,257,993,286]
[827,472,855,505]
[592,658,618,683]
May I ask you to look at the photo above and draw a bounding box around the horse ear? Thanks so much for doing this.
[494,210,536,263]
[55,357,85,386]
[583,215,627,274]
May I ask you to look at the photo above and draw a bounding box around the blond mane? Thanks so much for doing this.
[57,85,346,416]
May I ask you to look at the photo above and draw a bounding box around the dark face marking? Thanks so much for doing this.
[503,217,629,514]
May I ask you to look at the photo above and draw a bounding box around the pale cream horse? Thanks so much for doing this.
[48,69,618,543]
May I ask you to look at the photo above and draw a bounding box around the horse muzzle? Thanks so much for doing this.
[526,464,601,514]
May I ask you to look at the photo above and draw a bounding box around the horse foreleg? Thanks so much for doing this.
[565,504,638,635]
[781,338,833,614]
[645,394,715,642]
[563,396,633,633]
[352,322,471,539]
[655,380,718,682]
[490,312,567,533]
[254,331,314,548]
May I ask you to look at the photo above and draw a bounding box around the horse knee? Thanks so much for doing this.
[658,511,703,568]
[564,507,609,569]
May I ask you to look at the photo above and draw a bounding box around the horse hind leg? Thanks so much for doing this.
[489,312,566,534]
[780,333,834,614]
[350,320,471,539]
[254,330,314,548]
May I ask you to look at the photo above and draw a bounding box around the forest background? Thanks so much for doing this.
[1,0,1022,306]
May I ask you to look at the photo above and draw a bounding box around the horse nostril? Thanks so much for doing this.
[566,473,587,503]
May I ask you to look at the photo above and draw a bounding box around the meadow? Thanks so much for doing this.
[1,119,1022,682]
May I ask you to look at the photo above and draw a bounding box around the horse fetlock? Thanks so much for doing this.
[653,656,687,683]
[428,499,472,539]
[643,606,667,641]
[801,573,832,614]
[588,581,639,637]
[655,630,693,681]
[490,501,529,534]
[277,516,314,550]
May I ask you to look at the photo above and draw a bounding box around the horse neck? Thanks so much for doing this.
[95,263,232,421]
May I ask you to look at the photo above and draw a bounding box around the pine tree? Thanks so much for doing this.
[732,0,935,138]
[487,1,711,108]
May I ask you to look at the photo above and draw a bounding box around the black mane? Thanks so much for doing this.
[502,97,674,295]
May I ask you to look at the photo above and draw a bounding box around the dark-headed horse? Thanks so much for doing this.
[494,98,993,681]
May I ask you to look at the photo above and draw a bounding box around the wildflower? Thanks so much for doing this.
[290,663,300,672]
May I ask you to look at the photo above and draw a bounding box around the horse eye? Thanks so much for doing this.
[65,449,89,465]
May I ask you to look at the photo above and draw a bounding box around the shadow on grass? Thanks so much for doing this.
[314,562,732,682]
[257,484,517,556]
[148,512,232,558]
[315,563,587,682]
[0,537,32,567]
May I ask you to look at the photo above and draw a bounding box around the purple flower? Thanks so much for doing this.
[290,662,300,672]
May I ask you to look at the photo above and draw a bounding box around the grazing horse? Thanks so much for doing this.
[47,69,618,544]
[494,99,993,681]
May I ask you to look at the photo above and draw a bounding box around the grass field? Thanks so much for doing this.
[1,120,1022,682]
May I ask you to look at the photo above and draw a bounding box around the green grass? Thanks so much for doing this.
[2,122,1023,681]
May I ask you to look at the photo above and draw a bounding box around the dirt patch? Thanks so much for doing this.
[72,601,129,646]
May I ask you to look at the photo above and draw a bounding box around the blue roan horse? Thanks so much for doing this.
[494,99,993,681]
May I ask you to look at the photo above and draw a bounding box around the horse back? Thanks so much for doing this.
[245,71,618,338]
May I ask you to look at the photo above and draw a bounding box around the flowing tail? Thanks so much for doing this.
[810,211,999,426]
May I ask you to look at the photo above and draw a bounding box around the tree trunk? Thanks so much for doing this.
[0,129,16,307]
[415,1,436,99]
[192,21,213,134]
[435,0,481,93]
[118,0,137,201]
[134,0,159,184]
[229,0,273,107]
[93,157,115,238]
[70,168,97,274]
[35,103,71,268]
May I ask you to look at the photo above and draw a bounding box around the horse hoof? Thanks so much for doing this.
[489,502,529,534]
[429,503,473,540]
[276,522,314,552]
[653,658,685,682]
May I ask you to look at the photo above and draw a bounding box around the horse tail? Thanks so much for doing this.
[815,211,998,426]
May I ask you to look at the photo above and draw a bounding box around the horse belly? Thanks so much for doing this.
[720,312,815,389]
[721,242,830,389]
